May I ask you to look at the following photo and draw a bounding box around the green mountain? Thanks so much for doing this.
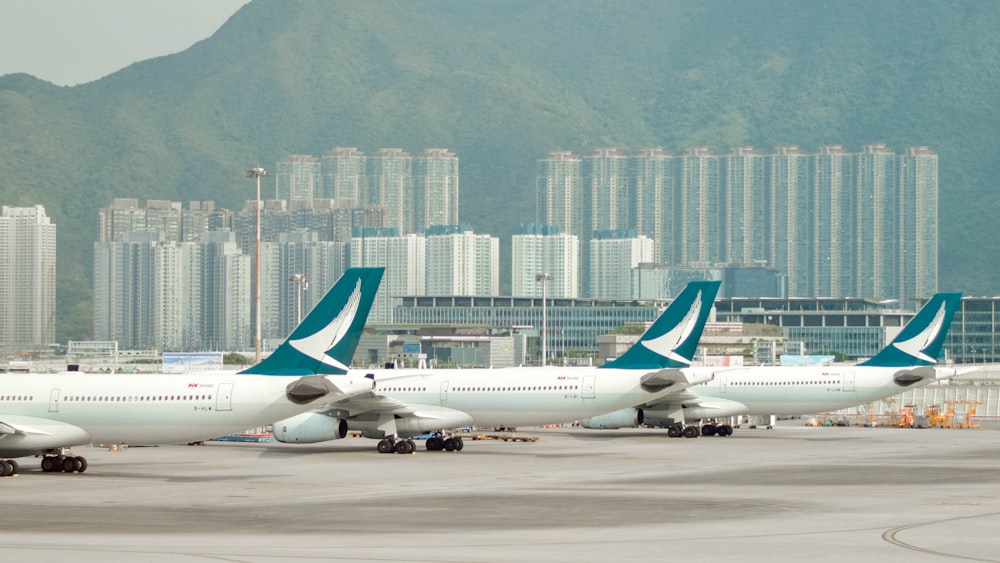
[1,0,997,342]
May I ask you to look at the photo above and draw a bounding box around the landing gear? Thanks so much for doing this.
[39,452,88,473]
[666,423,700,438]
[426,433,464,452]
[0,459,19,477]
[665,421,733,438]
[700,422,734,437]
[376,437,418,454]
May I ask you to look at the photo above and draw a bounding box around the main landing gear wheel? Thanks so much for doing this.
[715,424,734,436]
[701,423,718,436]
[444,438,458,451]
[39,455,87,473]
[377,439,394,454]
[41,456,58,472]
[394,439,416,454]
[425,434,464,452]
[667,425,683,438]
[0,460,13,477]
[682,425,699,438]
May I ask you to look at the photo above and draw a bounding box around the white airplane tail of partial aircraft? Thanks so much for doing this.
[580,291,962,437]
[271,280,723,453]
[0,267,383,476]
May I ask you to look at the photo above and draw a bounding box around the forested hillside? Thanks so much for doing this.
[0,0,997,341]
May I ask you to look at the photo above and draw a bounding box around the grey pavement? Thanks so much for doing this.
[2,423,999,562]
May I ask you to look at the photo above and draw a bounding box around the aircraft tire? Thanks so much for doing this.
[701,424,717,436]
[683,425,699,438]
[62,457,82,473]
[6,459,19,475]
[41,456,57,472]
[443,438,456,451]
[75,456,88,473]
[667,426,682,438]
[717,425,733,436]
[0,460,11,476]
[454,437,464,451]
[377,439,393,454]
[426,437,443,451]
[395,440,414,454]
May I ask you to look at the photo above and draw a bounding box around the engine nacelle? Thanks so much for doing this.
[0,417,92,458]
[272,412,348,443]
[579,408,644,429]
[354,405,475,439]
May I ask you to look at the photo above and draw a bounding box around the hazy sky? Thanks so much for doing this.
[0,0,250,86]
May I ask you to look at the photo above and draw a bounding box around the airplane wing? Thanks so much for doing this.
[274,384,475,443]
[321,392,415,417]
[631,385,751,426]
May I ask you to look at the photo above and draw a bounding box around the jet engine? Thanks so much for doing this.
[272,412,348,443]
[578,408,644,429]
[0,417,93,458]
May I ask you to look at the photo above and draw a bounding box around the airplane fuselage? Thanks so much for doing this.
[352,366,692,427]
[684,365,930,415]
[0,371,320,457]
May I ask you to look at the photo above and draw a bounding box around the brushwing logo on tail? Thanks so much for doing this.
[891,301,947,364]
[288,279,363,371]
[639,290,703,365]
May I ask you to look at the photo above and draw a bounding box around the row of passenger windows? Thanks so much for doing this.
[63,395,213,402]
[2,396,32,401]
[379,386,580,393]
[731,381,836,386]
[454,385,579,392]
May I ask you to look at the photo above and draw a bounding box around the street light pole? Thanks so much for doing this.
[536,273,553,366]
[247,167,269,363]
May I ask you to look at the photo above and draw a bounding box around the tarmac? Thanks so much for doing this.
[2,423,1000,563]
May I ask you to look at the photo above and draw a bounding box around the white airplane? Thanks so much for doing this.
[271,280,722,454]
[0,267,384,476]
[579,291,963,437]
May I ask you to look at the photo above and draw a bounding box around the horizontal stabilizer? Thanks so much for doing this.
[948,366,981,379]
[640,368,713,392]
[286,374,377,405]
[892,366,938,387]
[285,376,333,405]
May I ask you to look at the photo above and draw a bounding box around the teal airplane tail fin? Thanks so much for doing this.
[859,292,961,367]
[600,280,721,370]
[240,267,384,375]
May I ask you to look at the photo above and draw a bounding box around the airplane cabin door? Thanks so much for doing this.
[216,383,234,411]
[49,388,61,412]
[843,372,855,392]
[720,374,728,393]
[582,376,596,399]
[440,381,450,403]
